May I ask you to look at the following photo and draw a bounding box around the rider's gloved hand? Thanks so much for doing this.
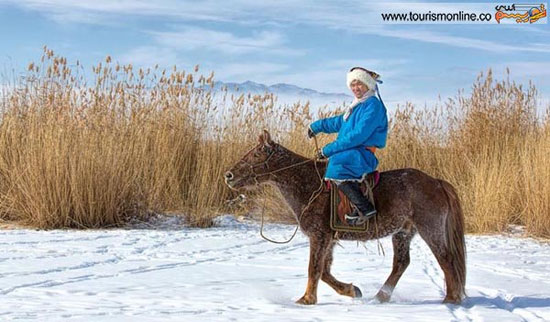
[307,126,316,139]
[316,150,327,160]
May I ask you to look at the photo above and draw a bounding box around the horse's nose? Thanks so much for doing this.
[224,171,234,180]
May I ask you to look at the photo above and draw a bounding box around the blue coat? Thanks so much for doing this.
[310,96,388,181]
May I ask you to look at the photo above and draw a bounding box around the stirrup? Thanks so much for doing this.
[345,209,376,226]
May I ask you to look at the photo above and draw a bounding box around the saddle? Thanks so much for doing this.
[328,171,380,232]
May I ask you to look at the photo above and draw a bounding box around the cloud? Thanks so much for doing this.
[5,0,549,101]
[209,62,290,81]
[0,0,276,25]
[4,0,548,54]
[360,26,550,54]
[492,61,550,79]
[150,27,303,56]
[115,47,407,93]
[118,46,182,68]
[0,0,165,24]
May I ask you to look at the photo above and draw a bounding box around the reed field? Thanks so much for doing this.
[0,48,548,238]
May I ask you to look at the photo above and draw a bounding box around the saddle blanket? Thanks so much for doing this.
[329,171,380,232]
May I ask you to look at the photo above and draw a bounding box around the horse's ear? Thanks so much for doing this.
[259,130,274,146]
[263,129,274,146]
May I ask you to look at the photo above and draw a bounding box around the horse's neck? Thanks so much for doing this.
[270,150,325,217]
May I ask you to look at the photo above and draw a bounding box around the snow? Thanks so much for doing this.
[1,216,549,321]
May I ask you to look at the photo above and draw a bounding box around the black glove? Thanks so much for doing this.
[307,127,316,139]
[316,150,327,160]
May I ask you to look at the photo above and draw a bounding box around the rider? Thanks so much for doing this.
[308,67,388,225]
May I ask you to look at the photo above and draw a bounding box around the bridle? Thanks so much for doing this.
[241,146,317,185]
[236,139,326,244]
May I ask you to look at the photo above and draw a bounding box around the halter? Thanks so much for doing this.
[237,139,325,244]
[240,145,315,186]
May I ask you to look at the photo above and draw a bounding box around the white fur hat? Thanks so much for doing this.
[346,67,380,90]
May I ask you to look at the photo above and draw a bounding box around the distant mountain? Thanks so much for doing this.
[209,80,352,108]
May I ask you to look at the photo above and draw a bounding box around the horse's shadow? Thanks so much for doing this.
[390,295,550,310]
[462,295,550,310]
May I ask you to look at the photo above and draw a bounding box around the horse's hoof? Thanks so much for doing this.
[296,295,317,305]
[443,297,462,305]
[375,290,391,303]
[353,285,362,298]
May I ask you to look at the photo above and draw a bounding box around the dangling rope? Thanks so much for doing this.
[258,135,384,255]
[259,136,325,244]
[374,215,385,256]
[364,172,385,256]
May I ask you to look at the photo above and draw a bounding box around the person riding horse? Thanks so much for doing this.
[308,67,388,226]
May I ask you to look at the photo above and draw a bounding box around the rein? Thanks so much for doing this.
[258,137,325,244]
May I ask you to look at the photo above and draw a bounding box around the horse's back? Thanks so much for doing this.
[377,167,445,197]
[320,167,455,241]
[376,168,454,226]
[375,167,435,198]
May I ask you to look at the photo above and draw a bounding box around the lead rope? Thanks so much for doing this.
[259,137,385,256]
[259,136,325,244]
[365,175,385,256]
[374,216,385,256]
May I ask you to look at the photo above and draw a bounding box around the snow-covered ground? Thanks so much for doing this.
[1,215,549,321]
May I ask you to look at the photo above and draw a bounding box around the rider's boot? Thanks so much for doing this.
[337,181,376,226]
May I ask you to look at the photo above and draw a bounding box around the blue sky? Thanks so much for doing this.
[0,0,549,107]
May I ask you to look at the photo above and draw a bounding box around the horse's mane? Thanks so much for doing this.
[274,142,324,165]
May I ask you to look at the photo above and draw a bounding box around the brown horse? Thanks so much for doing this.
[224,130,466,305]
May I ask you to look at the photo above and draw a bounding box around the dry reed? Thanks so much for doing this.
[0,48,548,238]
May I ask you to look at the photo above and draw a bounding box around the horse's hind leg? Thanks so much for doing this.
[321,241,362,298]
[416,225,463,304]
[375,228,416,303]
[296,235,331,305]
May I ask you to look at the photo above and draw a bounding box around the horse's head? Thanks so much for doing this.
[224,130,282,191]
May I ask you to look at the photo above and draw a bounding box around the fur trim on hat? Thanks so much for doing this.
[347,68,381,90]
[347,69,377,90]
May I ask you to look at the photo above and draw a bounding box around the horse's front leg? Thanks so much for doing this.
[296,235,330,305]
[322,241,362,298]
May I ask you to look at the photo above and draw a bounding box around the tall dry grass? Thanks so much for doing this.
[0,48,250,228]
[0,49,548,237]
[379,70,549,237]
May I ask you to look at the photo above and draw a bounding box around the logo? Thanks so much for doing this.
[495,3,547,23]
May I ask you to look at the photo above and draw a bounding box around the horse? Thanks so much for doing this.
[224,130,466,305]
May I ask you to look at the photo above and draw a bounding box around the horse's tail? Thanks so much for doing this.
[439,179,467,298]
